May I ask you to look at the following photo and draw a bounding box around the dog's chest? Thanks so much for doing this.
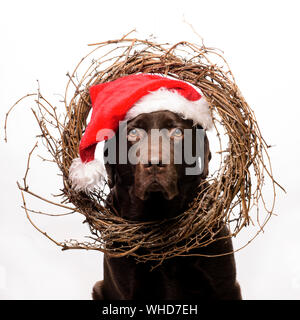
[149,259,217,299]
[107,256,218,299]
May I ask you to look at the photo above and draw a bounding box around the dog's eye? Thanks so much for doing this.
[129,128,138,135]
[170,128,183,138]
[128,128,140,141]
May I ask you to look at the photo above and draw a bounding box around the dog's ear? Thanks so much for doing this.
[105,163,115,188]
[201,133,211,179]
[104,141,116,188]
[196,125,211,179]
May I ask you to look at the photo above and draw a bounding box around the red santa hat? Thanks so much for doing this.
[69,73,213,192]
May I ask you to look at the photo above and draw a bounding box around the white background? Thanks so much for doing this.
[1,0,299,300]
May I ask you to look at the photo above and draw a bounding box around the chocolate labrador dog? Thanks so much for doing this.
[92,110,242,300]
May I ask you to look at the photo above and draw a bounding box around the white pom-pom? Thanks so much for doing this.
[68,158,107,192]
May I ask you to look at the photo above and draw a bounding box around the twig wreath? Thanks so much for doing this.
[6,32,284,264]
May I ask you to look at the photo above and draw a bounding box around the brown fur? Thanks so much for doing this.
[92,111,241,300]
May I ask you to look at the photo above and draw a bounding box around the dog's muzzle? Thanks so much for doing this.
[134,162,179,201]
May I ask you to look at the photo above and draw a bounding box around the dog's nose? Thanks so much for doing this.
[144,160,166,168]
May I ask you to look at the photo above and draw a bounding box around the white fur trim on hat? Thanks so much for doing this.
[68,157,107,192]
[125,88,213,130]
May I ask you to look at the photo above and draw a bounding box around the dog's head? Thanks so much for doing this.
[104,110,211,221]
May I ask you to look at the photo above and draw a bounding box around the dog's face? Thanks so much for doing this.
[105,110,211,221]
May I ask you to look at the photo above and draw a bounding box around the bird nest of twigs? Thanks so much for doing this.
[6,32,283,264]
